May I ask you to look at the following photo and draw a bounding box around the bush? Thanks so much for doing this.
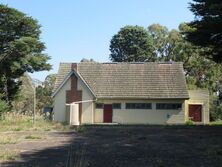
[185,119,194,125]
[0,100,9,120]
[210,104,222,121]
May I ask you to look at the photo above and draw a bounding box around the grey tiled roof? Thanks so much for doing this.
[54,62,189,99]
[53,63,72,93]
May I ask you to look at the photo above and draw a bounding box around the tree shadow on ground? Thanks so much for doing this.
[1,126,222,167]
[1,131,88,167]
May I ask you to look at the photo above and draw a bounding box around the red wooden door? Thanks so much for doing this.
[189,105,202,122]
[103,104,113,123]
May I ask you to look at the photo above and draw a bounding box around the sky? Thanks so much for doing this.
[0,0,194,81]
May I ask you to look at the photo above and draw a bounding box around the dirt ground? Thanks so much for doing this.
[1,126,222,167]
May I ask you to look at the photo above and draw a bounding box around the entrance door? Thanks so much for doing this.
[189,104,202,122]
[103,104,113,123]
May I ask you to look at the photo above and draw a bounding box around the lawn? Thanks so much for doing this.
[1,125,222,167]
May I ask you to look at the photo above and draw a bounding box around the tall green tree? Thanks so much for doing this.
[148,24,169,59]
[0,5,51,102]
[148,23,222,94]
[110,26,155,62]
[36,74,56,113]
[110,23,222,120]
[12,73,34,114]
[185,0,222,63]
[147,24,198,64]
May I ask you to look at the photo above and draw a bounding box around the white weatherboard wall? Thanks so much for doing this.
[77,78,94,124]
[94,99,185,124]
[94,109,103,123]
[54,78,71,122]
[53,75,94,124]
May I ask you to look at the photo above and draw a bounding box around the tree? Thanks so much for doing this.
[185,0,222,63]
[12,73,34,114]
[36,74,56,113]
[110,26,155,62]
[148,24,169,59]
[110,23,222,94]
[147,24,198,64]
[80,58,96,62]
[0,94,9,119]
[110,23,222,120]
[0,5,51,103]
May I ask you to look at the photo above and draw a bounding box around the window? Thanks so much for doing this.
[113,103,121,109]
[125,103,152,109]
[156,103,182,110]
[96,103,103,109]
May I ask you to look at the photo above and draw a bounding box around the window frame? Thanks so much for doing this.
[125,103,152,109]
[156,103,182,110]
[112,103,121,109]
[95,103,104,109]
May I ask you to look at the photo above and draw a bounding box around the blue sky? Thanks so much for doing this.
[0,0,193,81]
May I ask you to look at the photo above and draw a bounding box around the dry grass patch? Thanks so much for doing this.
[0,113,72,163]
[25,134,42,140]
[0,134,19,144]
[0,113,70,132]
[0,147,18,161]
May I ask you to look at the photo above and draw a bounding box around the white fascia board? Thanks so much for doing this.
[52,70,96,98]
[52,71,73,97]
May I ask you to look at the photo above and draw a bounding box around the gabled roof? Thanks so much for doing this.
[52,63,96,98]
[53,62,189,99]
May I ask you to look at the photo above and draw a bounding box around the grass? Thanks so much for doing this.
[185,119,194,125]
[210,120,222,125]
[0,113,70,132]
[0,147,18,161]
[75,125,86,133]
[0,113,72,162]
[25,134,42,140]
[0,135,19,144]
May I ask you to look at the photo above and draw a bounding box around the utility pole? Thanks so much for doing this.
[27,74,42,125]
[32,78,42,124]
[33,84,36,124]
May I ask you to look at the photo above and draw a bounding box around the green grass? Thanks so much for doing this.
[210,121,222,125]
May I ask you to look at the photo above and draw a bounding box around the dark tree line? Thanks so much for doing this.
[185,0,222,63]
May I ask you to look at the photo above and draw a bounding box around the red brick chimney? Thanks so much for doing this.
[71,63,77,71]
[66,62,82,123]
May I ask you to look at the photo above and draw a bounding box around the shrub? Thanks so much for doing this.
[210,104,222,121]
[185,119,194,125]
[0,100,9,120]
[75,126,86,133]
